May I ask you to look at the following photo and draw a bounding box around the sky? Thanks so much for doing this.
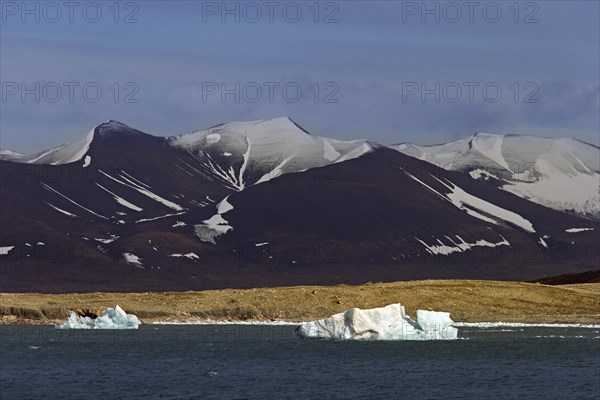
[1,0,599,153]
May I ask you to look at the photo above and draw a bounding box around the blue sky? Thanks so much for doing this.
[1,0,598,153]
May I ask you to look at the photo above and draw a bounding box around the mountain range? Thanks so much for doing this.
[1,117,598,292]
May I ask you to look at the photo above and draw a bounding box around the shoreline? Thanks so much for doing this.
[2,280,599,325]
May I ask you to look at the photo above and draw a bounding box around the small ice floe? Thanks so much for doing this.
[296,304,458,341]
[56,305,140,329]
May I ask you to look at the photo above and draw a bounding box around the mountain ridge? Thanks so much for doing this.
[1,118,598,292]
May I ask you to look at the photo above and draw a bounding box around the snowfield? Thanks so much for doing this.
[402,169,536,232]
[169,117,375,191]
[393,133,600,219]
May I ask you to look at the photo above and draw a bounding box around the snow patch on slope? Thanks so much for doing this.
[469,133,512,173]
[27,129,95,165]
[96,183,143,212]
[566,228,594,233]
[194,196,234,244]
[44,202,78,218]
[170,117,373,190]
[99,170,184,211]
[323,139,341,161]
[42,182,108,220]
[433,176,536,233]
[0,246,15,255]
[123,253,143,267]
[415,234,510,255]
[402,169,535,233]
[168,252,199,260]
[393,134,600,219]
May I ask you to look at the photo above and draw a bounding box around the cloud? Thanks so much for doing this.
[1,1,598,152]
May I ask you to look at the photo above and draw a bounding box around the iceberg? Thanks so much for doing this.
[56,305,141,329]
[296,304,457,341]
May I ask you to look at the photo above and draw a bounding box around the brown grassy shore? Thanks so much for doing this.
[1,280,599,325]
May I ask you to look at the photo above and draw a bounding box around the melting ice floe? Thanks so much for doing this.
[56,305,140,329]
[296,304,458,341]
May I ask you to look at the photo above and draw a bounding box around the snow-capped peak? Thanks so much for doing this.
[0,149,25,156]
[0,120,160,165]
[169,117,374,190]
[94,120,145,137]
[391,133,600,219]
[0,149,27,162]
[10,129,96,165]
[171,116,308,146]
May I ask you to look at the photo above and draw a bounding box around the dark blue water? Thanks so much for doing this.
[1,324,599,399]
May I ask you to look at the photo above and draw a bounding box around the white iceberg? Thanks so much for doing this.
[296,304,457,341]
[56,305,141,329]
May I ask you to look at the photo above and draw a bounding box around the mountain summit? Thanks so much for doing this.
[1,119,598,292]
[391,133,600,219]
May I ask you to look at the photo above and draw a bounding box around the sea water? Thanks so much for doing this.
[1,324,598,399]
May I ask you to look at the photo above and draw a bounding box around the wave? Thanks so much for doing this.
[453,322,600,329]
[152,320,304,326]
